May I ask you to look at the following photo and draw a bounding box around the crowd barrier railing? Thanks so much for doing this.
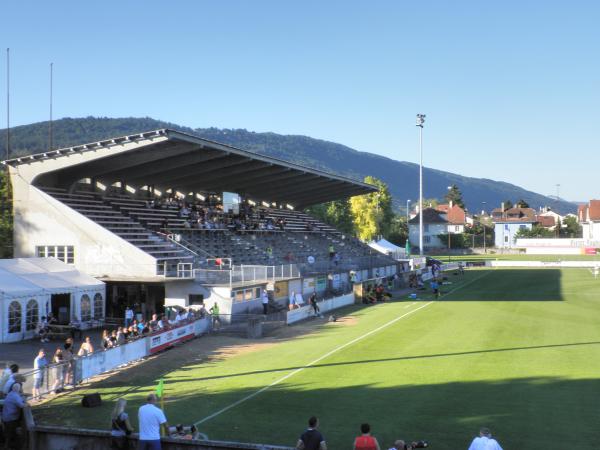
[17,317,211,400]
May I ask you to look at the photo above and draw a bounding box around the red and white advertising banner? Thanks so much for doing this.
[149,322,195,354]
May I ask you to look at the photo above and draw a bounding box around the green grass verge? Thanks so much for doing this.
[35,268,600,449]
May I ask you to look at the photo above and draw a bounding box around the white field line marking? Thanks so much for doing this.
[194,301,434,426]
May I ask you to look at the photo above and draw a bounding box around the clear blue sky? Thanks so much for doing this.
[1,1,599,201]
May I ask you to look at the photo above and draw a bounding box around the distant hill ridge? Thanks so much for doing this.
[0,117,576,214]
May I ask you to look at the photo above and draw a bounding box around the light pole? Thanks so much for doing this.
[481,201,487,254]
[406,199,410,222]
[447,186,452,258]
[416,114,426,255]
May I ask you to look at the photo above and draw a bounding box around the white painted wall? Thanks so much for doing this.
[10,179,157,279]
[408,223,446,249]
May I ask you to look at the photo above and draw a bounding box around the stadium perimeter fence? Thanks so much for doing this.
[17,317,211,400]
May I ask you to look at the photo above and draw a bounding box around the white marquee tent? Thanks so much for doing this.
[0,258,105,343]
[368,238,406,259]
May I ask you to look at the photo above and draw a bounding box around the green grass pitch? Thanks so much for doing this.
[36,268,600,449]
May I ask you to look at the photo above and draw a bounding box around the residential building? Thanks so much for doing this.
[491,207,537,248]
[436,202,467,234]
[579,200,600,240]
[408,208,448,251]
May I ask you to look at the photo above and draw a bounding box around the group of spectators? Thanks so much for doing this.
[295,417,502,450]
[148,195,293,233]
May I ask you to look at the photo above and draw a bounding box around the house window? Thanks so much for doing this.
[80,295,91,322]
[455,226,460,232]
[93,293,103,319]
[519,225,526,230]
[36,245,75,264]
[504,236,509,243]
[26,299,39,331]
[8,301,22,333]
[424,236,431,243]
[424,224,430,232]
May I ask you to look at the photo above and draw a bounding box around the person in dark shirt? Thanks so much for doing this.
[296,416,327,450]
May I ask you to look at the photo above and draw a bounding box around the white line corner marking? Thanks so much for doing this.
[194,301,434,425]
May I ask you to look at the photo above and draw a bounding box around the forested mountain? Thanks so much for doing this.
[0,117,576,214]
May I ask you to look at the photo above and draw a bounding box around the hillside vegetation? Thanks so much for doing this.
[0,117,576,214]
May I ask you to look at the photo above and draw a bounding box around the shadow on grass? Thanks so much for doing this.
[440,269,564,301]
[34,376,600,450]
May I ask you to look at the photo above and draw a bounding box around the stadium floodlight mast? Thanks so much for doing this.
[416,114,426,255]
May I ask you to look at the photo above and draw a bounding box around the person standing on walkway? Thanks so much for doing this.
[261,290,269,315]
[209,303,221,330]
[309,291,320,317]
[125,306,134,328]
[296,416,327,450]
[138,393,169,450]
[32,349,48,399]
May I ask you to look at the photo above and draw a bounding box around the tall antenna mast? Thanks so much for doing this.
[5,48,9,160]
[49,62,53,151]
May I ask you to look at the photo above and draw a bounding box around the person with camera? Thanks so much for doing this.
[468,427,503,450]
[388,439,428,450]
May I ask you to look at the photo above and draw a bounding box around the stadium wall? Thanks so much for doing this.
[515,238,600,255]
[9,179,157,278]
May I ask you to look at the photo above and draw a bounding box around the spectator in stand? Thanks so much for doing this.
[353,423,381,450]
[125,306,134,328]
[32,348,48,399]
[199,304,208,319]
[109,330,118,347]
[78,336,94,356]
[116,327,125,345]
[138,393,169,450]
[328,244,335,260]
[102,330,112,350]
[111,398,134,450]
[468,427,503,450]
[149,314,159,331]
[2,364,19,396]
[2,382,27,449]
[296,416,327,450]
[261,290,269,315]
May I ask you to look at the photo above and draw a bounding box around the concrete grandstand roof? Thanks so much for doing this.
[2,129,376,208]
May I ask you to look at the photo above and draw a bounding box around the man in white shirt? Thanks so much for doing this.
[125,306,134,328]
[138,393,169,450]
[468,427,503,450]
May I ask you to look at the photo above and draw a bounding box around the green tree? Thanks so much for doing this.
[516,199,530,208]
[349,176,393,241]
[0,168,13,258]
[387,215,408,246]
[515,224,554,239]
[503,200,514,210]
[561,216,582,238]
[305,199,354,235]
[444,184,465,209]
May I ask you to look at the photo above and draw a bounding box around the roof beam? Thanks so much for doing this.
[126,155,252,186]
[286,185,368,205]
[168,160,271,190]
[254,177,344,198]
[99,145,224,181]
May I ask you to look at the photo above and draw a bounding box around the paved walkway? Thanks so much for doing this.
[0,328,105,372]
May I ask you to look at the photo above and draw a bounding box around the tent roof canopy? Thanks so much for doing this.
[4,129,376,208]
[0,258,104,297]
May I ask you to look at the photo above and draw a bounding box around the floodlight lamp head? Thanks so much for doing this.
[416,114,426,127]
